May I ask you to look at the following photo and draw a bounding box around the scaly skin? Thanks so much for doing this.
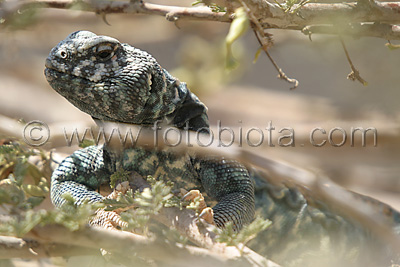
[45,30,254,232]
[45,31,399,266]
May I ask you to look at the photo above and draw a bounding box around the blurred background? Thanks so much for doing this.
[0,0,399,211]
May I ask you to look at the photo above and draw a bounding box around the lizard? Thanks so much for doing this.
[44,31,400,266]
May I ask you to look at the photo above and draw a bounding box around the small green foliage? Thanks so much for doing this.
[0,178,27,208]
[161,227,188,245]
[215,216,271,248]
[185,195,203,214]
[0,141,103,236]
[22,177,49,197]
[0,143,44,184]
[225,7,250,70]
[79,139,96,148]
[253,47,264,64]
[0,193,103,237]
[0,176,49,211]
[0,143,35,179]
[385,42,400,50]
[45,194,104,231]
[132,180,174,212]
[105,177,181,234]
[109,168,131,189]
[0,143,49,211]
[0,209,45,237]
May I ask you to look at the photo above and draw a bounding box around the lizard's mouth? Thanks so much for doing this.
[44,58,92,100]
[45,58,68,82]
[44,57,75,82]
[44,57,85,82]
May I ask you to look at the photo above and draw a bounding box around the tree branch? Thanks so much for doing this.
[339,36,368,85]
[2,0,400,39]
[0,0,231,23]
[21,222,278,266]
[0,236,99,259]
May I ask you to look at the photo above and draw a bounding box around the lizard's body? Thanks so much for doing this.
[45,31,400,266]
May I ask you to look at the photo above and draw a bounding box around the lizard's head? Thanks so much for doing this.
[44,31,183,124]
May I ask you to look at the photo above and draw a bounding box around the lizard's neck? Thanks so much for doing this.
[162,70,209,134]
[166,88,210,134]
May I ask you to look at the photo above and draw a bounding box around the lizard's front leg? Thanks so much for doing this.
[51,145,128,229]
[51,145,110,206]
[193,157,255,231]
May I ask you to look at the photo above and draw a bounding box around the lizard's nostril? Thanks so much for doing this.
[57,49,68,59]
[44,58,53,69]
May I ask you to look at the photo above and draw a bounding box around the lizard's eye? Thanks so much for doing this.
[96,44,114,61]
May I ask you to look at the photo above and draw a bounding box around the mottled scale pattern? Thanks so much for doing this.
[45,31,400,267]
[51,144,255,232]
[193,157,254,230]
[47,31,255,233]
[45,31,190,125]
[248,171,400,266]
[51,145,110,206]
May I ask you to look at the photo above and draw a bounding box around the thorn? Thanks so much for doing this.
[102,13,111,26]
[301,27,312,41]
[174,20,181,29]
[28,247,38,256]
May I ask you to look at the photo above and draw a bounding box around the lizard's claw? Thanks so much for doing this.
[90,209,128,230]
[90,181,130,230]
[182,189,207,211]
[198,207,215,225]
[182,189,215,225]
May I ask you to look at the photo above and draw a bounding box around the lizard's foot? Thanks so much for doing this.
[89,209,128,230]
[90,181,130,230]
[182,189,215,225]
[198,207,214,225]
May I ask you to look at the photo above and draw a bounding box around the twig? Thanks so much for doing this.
[239,0,299,89]
[302,23,400,40]
[339,36,368,86]
[254,30,299,89]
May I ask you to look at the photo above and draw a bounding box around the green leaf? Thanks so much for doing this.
[253,47,263,63]
[225,7,249,70]
[385,43,400,50]
[215,215,271,247]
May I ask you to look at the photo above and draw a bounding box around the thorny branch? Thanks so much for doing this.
[1,0,400,88]
[0,0,399,28]
[237,0,299,89]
